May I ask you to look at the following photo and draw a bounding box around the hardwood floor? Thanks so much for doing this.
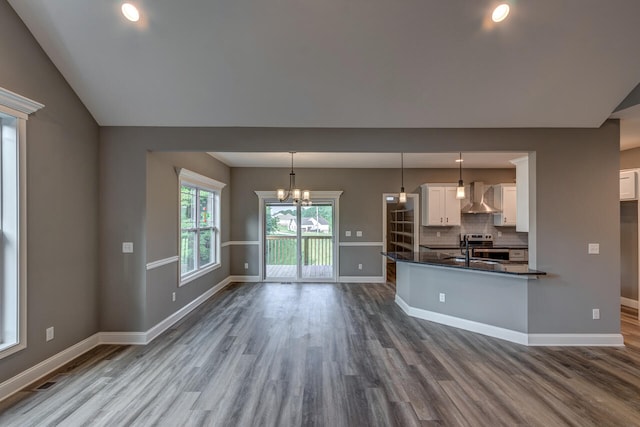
[2,282,640,426]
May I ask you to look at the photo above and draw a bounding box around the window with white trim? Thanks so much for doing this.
[179,169,225,285]
[0,87,42,359]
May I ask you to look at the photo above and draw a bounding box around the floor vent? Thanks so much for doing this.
[34,381,56,391]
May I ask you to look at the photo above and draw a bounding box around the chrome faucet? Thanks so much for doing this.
[462,235,470,266]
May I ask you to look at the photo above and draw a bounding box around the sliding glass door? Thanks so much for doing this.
[264,202,335,281]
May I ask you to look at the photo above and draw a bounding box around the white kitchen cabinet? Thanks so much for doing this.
[493,184,517,226]
[510,156,529,232]
[620,170,637,200]
[420,184,461,226]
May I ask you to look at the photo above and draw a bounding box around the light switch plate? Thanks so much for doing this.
[122,242,134,253]
[356,231,363,237]
[588,243,599,254]
[46,327,54,341]
[345,231,351,237]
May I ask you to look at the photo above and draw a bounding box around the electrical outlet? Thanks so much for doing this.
[172,292,176,302]
[439,293,446,303]
[46,327,54,342]
[244,262,249,270]
[436,232,441,238]
[592,308,600,319]
[588,243,599,254]
[497,231,503,237]
[356,231,363,237]
[345,231,351,237]
[122,242,134,253]
[358,263,363,270]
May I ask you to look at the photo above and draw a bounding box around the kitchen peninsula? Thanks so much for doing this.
[384,250,546,345]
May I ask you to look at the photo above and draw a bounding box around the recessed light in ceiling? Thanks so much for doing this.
[121,3,140,22]
[491,4,510,23]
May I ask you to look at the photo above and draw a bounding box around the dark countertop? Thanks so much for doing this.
[383,251,545,276]
[419,244,529,250]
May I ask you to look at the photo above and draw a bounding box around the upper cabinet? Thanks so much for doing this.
[421,184,461,226]
[620,170,637,200]
[493,184,517,226]
[510,156,529,232]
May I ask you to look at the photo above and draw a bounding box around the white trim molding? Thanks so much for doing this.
[221,241,259,247]
[177,168,226,191]
[0,86,44,119]
[228,275,261,282]
[0,275,236,402]
[395,295,529,345]
[527,334,624,347]
[339,276,386,283]
[0,333,100,402]
[396,295,624,347]
[339,241,384,247]
[255,190,344,199]
[146,256,179,270]
[621,297,639,309]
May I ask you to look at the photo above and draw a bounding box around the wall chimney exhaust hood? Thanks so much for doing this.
[460,182,501,214]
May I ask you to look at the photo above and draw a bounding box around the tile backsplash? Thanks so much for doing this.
[420,213,528,247]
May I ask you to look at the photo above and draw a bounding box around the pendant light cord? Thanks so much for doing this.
[401,152,405,190]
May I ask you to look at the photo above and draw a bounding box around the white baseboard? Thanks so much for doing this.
[527,334,624,347]
[621,297,639,309]
[395,295,529,345]
[338,276,385,283]
[228,275,260,283]
[0,333,100,402]
[395,295,625,347]
[0,275,235,403]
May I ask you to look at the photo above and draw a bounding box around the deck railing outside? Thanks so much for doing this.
[266,235,333,266]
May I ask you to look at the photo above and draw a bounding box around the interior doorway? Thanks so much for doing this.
[382,193,420,285]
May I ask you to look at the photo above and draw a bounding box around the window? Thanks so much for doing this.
[0,87,43,359]
[179,169,225,285]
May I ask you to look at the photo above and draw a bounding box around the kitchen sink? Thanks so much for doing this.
[448,257,501,266]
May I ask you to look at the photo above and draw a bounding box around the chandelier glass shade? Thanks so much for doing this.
[277,152,311,205]
[399,152,407,203]
[456,152,466,199]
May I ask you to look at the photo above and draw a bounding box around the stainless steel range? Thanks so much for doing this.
[460,234,510,261]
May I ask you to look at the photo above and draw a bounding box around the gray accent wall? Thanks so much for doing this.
[145,152,231,330]
[620,201,638,300]
[620,148,640,302]
[0,0,99,383]
[100,123,620,335]
[620,147,640,169]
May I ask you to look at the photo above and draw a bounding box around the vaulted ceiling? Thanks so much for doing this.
[8,0,640,130]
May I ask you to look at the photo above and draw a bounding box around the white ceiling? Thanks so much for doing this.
[7,1,640,128]
[209,152,522,168]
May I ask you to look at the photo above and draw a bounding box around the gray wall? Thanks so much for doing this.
[620,147,640,169]
[231,167,518,278]
[145,152,230,329]
[620,201,638,300]
[100,123,620,335]
[0,0,99,382]
[396,262,528,332]
[620,148,640,302]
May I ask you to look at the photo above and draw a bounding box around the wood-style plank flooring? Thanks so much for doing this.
[1,282,640,426]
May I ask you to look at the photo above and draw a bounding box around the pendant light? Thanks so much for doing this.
[399,153,407,203]
[456,152,466,199]
[277,152,311,205]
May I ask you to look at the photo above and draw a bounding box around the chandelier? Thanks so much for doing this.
[277,152,311,205]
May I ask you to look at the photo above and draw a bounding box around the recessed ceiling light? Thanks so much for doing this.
[492,4,510,23]
[121,3,140,22]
